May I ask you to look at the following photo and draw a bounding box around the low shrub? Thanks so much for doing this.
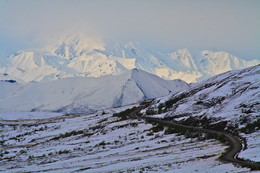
[165,93,186,108]
[99,141,106,146]
[53,130,85,140]
[150,124,164,132]
[240,119,260,134]
[113,107,136,120]
[146,109,156,115]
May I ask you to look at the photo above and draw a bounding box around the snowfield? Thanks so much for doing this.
[0,106,250,173]
[240,131,260,162]
[0,112,62,120]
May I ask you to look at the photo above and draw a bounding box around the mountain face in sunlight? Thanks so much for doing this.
[0,35,259,83]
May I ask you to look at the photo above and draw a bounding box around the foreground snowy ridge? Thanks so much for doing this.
[0,69,189,113]
[141,64,260,166]
[0,35,259,83]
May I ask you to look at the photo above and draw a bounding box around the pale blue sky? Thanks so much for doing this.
[0,0,259,60]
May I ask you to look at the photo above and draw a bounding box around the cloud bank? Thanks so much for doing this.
[0,0,259,59]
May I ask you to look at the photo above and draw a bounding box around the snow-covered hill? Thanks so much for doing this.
[0,105,248,172]
[0,35,258,83]
[140,64,260,164]
[145,64,260,124]
[0,69,189,113]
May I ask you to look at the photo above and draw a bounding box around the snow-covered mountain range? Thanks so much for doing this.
[0,69,189,113]
[0,35,259,83]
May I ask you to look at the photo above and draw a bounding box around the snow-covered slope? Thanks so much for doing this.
[197,50,259,80]
[0,35,258,83]
[141,64,260,165]
[0,51,77,82]
[0,106,248,172]
[0,69,189,113]
[180,64,259,122]
[0,80,21,99]
[146,64,260,124]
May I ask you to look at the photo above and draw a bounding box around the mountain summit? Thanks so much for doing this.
[0,69,189,113]
[0,36,259,83]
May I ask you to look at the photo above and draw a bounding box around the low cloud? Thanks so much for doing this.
[0,0,259,59]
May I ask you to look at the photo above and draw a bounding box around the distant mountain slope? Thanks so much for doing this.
[197,50,259,80]
[0,69,189,113]
[0,80,21,99]
[0,35,258,83]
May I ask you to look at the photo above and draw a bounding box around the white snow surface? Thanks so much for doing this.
[0,80,21,99]
[0,69,189,113]
[151,64,260,123]
[0,35,259,83]
[146,65,260,164]
[0,112,62,120]
[240,131,260,162]
[0,106,250,172]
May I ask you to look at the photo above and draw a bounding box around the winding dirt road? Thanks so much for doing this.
[127,104,260,170]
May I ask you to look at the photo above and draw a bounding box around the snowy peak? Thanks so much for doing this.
[46,34,105,59]
[1,51,76,82]
[167,48,198,71]
[0,69,189,113]
[199,50,259,76]
[10,51,47,70]
[103,41,142,58]
[128,68,189,99]
[0,35,259,83]
[103,42,163,72]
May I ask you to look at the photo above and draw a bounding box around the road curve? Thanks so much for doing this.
[127,104,260,170]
